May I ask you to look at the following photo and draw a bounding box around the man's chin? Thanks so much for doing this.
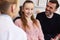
[45,12,51,16]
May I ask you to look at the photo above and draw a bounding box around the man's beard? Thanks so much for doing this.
[45,9,52,17]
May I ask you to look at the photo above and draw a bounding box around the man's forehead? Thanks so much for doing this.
[48,2,56,7]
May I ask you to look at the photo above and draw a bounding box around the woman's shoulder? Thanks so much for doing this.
[35,19,41,28]
[14,18,22,24]
[13,17,21,22]
[35,19,40,24]
[13,16,21,22]
[14,17,23,29]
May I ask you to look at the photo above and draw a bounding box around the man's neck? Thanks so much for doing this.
[46,13,54,18]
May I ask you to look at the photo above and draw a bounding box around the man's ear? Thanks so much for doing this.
[11,4,16,13]
[54,9,57,12]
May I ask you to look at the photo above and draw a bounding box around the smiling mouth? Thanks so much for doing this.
[46,8,50,12]
[27,13,32,15]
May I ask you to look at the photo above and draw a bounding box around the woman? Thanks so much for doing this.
[0,0,27,40]
[14,1,45,40]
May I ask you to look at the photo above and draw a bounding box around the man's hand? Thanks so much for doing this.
[51,34,60,40]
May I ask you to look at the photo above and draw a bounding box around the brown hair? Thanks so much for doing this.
[0,0,19,17]
[0,0,18,4]
[0,1,11,13]
[49,0,59,9]
[21,1,38,30]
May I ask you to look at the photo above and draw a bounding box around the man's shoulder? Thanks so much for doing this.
[54,13,60,17]
[37,12,45,17]
[36,12,45,19]
[38,12,45,14]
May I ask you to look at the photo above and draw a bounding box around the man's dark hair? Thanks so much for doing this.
[49,0,59,9]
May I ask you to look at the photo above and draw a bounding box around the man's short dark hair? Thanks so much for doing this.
[49,0,59,9]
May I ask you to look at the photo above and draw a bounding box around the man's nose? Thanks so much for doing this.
[47,7,50,11]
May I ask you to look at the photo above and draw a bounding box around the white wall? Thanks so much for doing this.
[20,0,26,6]
[55,0,60,14]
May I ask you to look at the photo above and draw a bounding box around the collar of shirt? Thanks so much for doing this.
[46,13,54,19]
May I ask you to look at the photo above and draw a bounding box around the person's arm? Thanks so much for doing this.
[36,20,45,40]
[51,34,60,40]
